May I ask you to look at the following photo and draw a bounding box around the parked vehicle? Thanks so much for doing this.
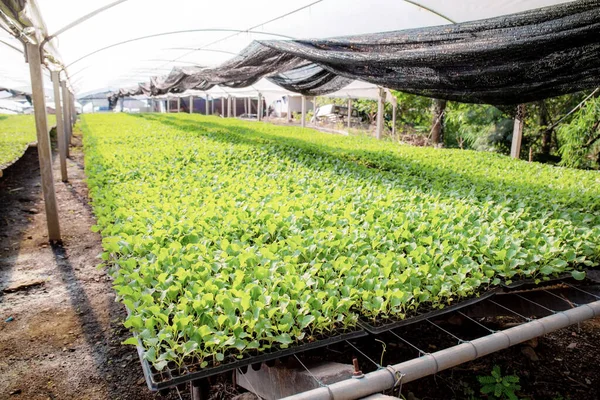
[311,104,363,124]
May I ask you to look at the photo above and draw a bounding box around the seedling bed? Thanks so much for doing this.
[137,328,367,391]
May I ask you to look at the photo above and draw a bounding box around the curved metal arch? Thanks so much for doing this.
[0,37,23,53]
[49,0,130,39]
[66,29,295,69]
[143,59,206,67]
[402,0,456,24]
[161,48,239,56]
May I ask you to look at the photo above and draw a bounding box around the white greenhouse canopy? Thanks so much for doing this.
[0,0,579,97]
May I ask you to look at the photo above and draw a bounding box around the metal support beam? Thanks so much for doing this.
[347,98,352,129]
[211,97,215,115]
[301,95,306,128]
[61,82,72,156]
[392,104,397,136]
[221,97,225,117]
[26,43,61,242]
[177,97,181,113]
[227,96,231,118]
[233,97,237,118]
[71,92,76,141]
[376,87,385,139]
[189,95,193,114]
[167,97,170,113]
[71,92,76,127]
[51,71,67,182]
[257,93,263,121]
[205,94,209,115]
[511,104,525,159]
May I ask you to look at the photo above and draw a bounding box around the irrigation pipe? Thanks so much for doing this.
[281,300,600,400]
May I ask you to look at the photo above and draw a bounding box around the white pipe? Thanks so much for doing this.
[282,300,600,400]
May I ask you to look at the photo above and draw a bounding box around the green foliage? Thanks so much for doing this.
[389,91,433,133]
[478,365,521,400]
[82,113,600,371]
[0,115,37,168]
[445,103,513,152]
[558,96,600,169]
[0,114,58,169]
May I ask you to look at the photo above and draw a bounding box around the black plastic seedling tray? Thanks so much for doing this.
[501,274,575,290]
[357,289,499,334]
[136,328,367,391]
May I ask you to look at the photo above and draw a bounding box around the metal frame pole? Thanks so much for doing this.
[376,87,385,139]
[392,103,397,136]
[233,97,236,118]
[61,82,72,156]
[511,104,525,159]
[301,95,306,128]
[189,95,193,114]
[70,91,76,145]
[71,92,76,128]
[257,93,263,121]
[347,98,352,129]
[205,94,209,115]
[177,96,181,113]
[26,43,61,241]
[167,97,170,113]
[51,71,67,182]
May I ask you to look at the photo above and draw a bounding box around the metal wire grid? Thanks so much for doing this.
[139,328,367,390]
[138,281,600,393]
[269,282,600,398]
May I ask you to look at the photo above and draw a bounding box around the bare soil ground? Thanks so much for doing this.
[0,134,182,400]
[394,317,600,399]
[0,129,598,400]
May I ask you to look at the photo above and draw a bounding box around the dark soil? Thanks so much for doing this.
[400,318,600,400]
[0,134,183,400]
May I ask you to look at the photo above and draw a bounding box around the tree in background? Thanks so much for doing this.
[444,103,513,153]
[558,95,600,169]
[315,89,599,169]
[430,99,447,145]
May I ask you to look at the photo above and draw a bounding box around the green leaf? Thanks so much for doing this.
[571,270,586,281]
[299,315,315,329]
[122,337,139,346]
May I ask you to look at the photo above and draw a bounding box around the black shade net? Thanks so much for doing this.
[109,0,600,108]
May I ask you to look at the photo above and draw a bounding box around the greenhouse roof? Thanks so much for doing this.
[0,0,582,97]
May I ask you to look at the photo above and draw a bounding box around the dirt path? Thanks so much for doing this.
[0,134,178,400]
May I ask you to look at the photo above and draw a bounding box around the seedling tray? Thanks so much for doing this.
[357,289,499,334]
[136,328,367,391]
[501,273,574,290]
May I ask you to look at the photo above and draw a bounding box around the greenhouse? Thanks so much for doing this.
[0,1,599,399]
